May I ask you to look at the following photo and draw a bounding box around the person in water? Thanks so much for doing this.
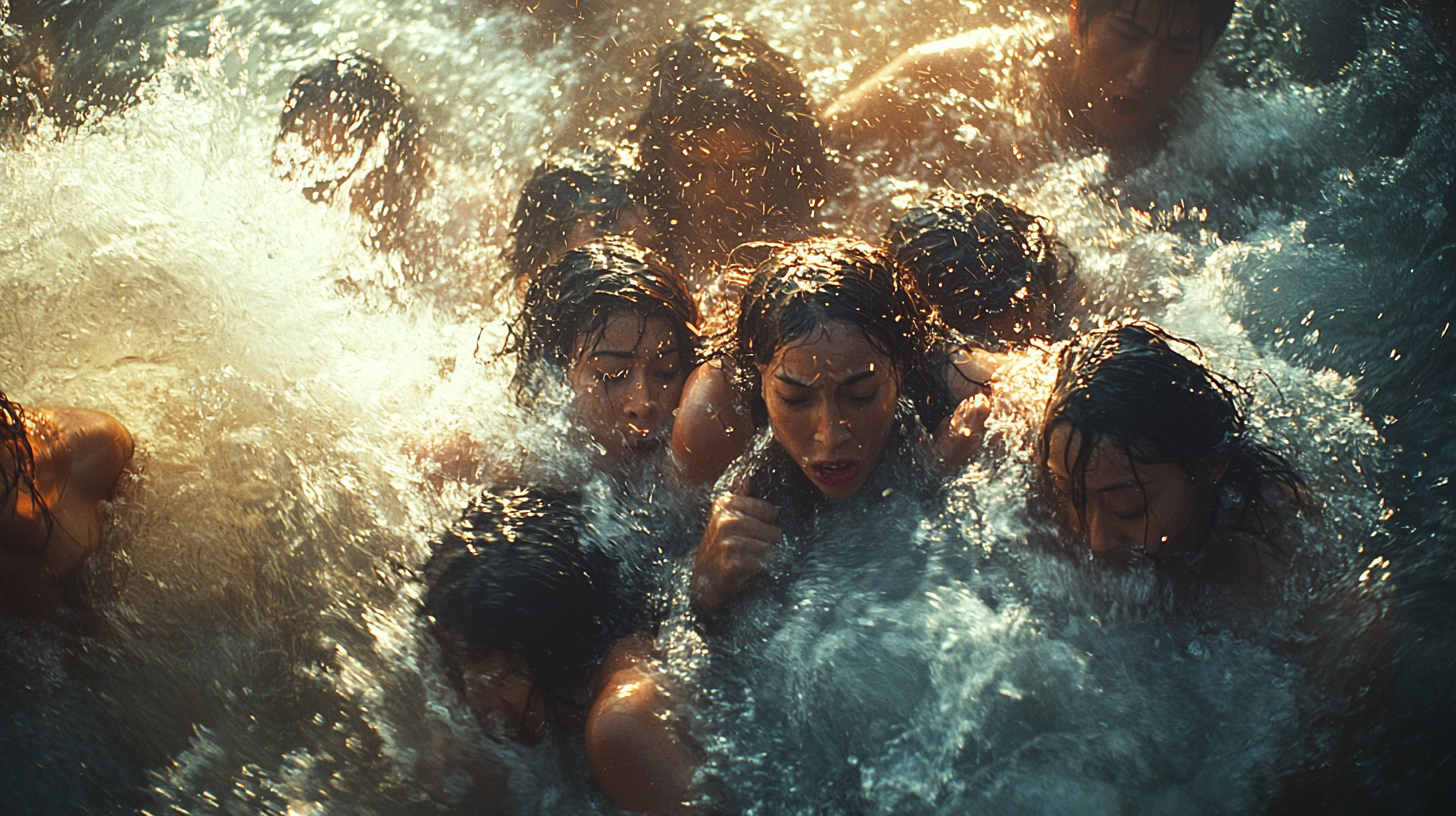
[824,0,1236,183]
[672,236,998,488]
[634,14,832,279]
[883,190,1074,347]
[0,0,55,139]
[505,141,654,296]
[1,389,134,616]
[1038,322,1306,586]
[506,235,699,470]
[274,52,430,251]
[421,486,646,742]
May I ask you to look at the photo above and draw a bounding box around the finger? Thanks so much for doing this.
[723,515,782,545]
[723,494,780,523]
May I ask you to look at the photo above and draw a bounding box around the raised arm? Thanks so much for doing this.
[823,31,994,150]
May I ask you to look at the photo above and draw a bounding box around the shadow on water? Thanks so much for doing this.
[3,0,1455,813]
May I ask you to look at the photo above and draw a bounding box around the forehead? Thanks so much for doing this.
[1106,0,1202,36]
[765,321,891,382]
[578,311,680,356]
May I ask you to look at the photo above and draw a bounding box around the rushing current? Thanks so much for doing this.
[2,1,1452,813]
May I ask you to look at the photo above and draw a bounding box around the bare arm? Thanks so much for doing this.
[823,31,994,150]
[1,407,133,616]
[670,361,754,487]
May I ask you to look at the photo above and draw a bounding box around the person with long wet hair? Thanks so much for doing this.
[1038,322,1306,584]
[672,235,997,488]
[884,189,1075,347]
[505,235,700,470]
[634,13,832,279]
[274,52,430,251]
[1,389,133,616]
[505,140,654,295]
[421,486,646,742]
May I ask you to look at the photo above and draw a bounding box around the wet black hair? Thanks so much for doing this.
[504,235,700,401]
[0,389,49,554]
[1039,322,1303,550]
[729,236,955,431]
[275,52,429,249]
[884,190,1074,343]
[421,486,640,729]
[1073,0,1236,51]
[506,141,642,285]
[635,14,830,241]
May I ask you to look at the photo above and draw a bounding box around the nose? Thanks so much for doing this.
[620,370,658,425]
[1084,504,1130,557]
[1124,44,1158,93]
[812,400,852,450]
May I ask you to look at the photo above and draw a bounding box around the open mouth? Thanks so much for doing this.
[808,459,859,488]
[626,436,663,456]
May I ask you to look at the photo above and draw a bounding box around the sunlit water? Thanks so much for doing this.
[2,1,1452,813]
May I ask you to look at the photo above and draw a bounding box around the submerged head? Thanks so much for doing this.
[507,141,653,291]
[732,237,949,499]
[422,487,634,741]
[275,53,428,246]
[885,190,1072,344]
[1066,0,1234,144]
[1039,323,1298,562]
[509,237,699,465]
[636,14,828,256]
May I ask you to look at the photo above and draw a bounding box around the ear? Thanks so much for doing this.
[1067,0,1082,39]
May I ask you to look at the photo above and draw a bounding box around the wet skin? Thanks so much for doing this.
[566,313,687,467]
[1043,423,1227,560]
[691,321,900,617]
[1066,0,1207,145]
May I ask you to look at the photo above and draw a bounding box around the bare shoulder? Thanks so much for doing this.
[671,360,754,487]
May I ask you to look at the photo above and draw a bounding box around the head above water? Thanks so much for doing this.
[636,14,829,250]
[507,236,700,462]
[1039,322,1301,561]
[421,487,635,740]
[1065,0,1235,145]
[728,236,955,445]
[275,53,429,246]
[507,141,652,288]
[885,190,1073,344]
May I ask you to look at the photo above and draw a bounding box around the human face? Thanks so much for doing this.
[760,321,900,500]
[667,123,774,227]
[567,312,687,465]
[556,203,656,267]
[1044,424,1224,561]
[457,650,550,743]
[1068,0,1207,144]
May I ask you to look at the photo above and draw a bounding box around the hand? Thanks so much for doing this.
[934,391,992,474]
[690,484,781,617]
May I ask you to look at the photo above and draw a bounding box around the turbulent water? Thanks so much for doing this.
[2,1,1452,814]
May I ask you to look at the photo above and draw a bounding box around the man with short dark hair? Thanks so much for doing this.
[825,0,1236,183]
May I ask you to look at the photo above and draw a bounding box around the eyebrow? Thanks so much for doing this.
[589,344,679,361]
[1094,480,1143,493]
[774,368,878,388]
[1114,13,1201,42]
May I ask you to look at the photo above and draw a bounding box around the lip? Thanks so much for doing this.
[1106,96,1144,125]
[808,458,860,488]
